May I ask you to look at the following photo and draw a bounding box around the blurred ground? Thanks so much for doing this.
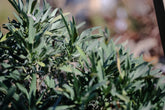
[0,0,15,33]
[0,0,165,71]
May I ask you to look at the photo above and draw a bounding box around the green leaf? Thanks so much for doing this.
[31,0,37,13]
[50,8,58,18]
[115,92,130,103]
[0,76,6,82]
[45,76,55,89]
[28,17,36,44]
[29,74,37,105]
[8,70,20,80]
[78,26,100,41]
[36,92,44,105]
[50,12,70,24]
[43,0,50,11]
[3,86,16,104]
[76,22,85,29]
[13,12,23,25]
[0,87,7,94]
[96,60,104,82]
[60,65,82,76]
[27,0,33,14]
[89,81,106,93]
[1,63,11,68]
[63,84,75,100]
[29,74,37,97]
[18,0,24,11]
[131,63,148,81]
[8,0,20,13]
[41,7,51,22]
[37,61,45,67]
[76,45,88,63]
[139,102,152,110]
[16,83,29,99]
[70,17,78,43]
[60,11,72,41]
[82,81,106,102]
[55,105,75,110]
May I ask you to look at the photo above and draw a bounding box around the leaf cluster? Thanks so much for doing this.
[0,0,165,110]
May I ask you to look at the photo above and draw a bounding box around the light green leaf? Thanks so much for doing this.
[76,45,88,63]
[50,12,70,24]
[44,31,53,36]
[79,26,100,41]
[29,74,36,98]
[36,92,44,105]
[37,61,45,67]
[0,76,6,82]
[27,0,33,14]
[0,34,7,42]
[41,7,51,22]
[1,63,11,68]
[18,0,23,11]
[55,105,75,110]
[115,92,130,103]
[50,8,58,17]
[60,65,82,76]
[89,81,106,93]
[63,84,75,100]
[76,22,85,29]
[28,17,36,44]
[45,76,55,89]
[96,60,104,82]
[131,63,148,81]
[13,12,23,25]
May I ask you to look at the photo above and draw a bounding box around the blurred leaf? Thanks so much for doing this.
[139,102,152,110]
[76,45,88,63]
[16,83,29,99]
[96,60,104,82]
[37,61,45,67]
[3,86,16,104]
[13,12,23,25]
[45,76,55,89]
[18,0,24,11]
[0,76,6,82]
[1,63,11,68]
[76,22,85,29]
[41,7,51,22]
[50,12,70,24]
[63,84,74,100]
[29,74,37,101]
[0,34,7,42]
[60,65,82,76]
[115,92,130,103]
[8,0,20,13]
[31,0,37,13]
[28,17,36,44]
[55,105,75,110]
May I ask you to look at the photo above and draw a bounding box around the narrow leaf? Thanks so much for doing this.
[16,83,29,99]
[28,17,36,44]
[37,61,45,67]
[76,45,88,63]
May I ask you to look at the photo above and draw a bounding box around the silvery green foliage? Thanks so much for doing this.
[0,0,165,109]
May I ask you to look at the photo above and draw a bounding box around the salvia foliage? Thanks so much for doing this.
[0,0,165,110]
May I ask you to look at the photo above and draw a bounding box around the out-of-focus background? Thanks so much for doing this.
[1,0,165,70]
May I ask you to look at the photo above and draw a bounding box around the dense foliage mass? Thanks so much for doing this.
[0,0,165,109]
